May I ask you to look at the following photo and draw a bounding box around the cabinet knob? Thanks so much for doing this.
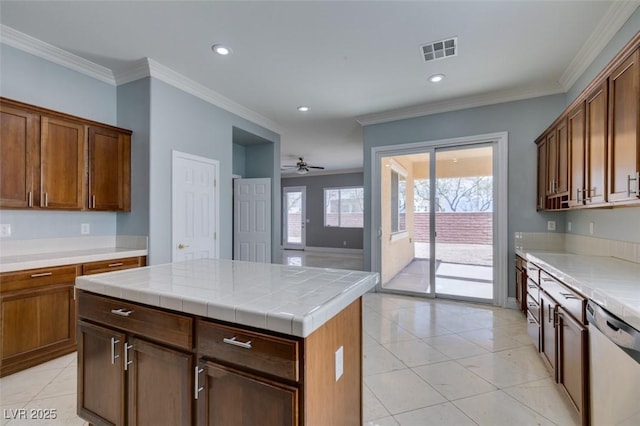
[178,243,189,250]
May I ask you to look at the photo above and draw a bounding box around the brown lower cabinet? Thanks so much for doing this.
[0,265,77,377]
[529,268,589,426]
[0,256,146,377]
[197,362,298,425]
[76,290,363,426]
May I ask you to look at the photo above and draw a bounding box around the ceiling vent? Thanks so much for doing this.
[421,37,457,62]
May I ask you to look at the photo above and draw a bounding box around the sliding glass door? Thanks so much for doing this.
[375,138,501,304]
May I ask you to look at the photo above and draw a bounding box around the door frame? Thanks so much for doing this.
[370,132,508,307]
[171,150,220,262]
[282,186,306,250]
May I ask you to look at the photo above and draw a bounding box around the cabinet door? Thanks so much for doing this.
[536,139,547,210]
[1,282,76,376]
[77,321,126,426]
[40,116,84,209]
[568,103,586,207]
[546,131,557,196]
[539,290,557,376]
[0,104,40,208]
[127,337,193,426]
[585,81,608,205]
[555,119,569,194]
[556,306,588,425]
[608,48,640,203]
[88,126,131,211]
[197,361,298,426]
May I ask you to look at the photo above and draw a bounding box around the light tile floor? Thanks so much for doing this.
[1,250,578,425]
[363,293,579,426]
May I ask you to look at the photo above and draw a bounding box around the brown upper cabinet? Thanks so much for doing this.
[0,98,132,212]
[535,35,640,211]
[41,116,85,209]
[568,103,586,207]
[607,47,639,203]
[0,104,40,208]
[584,81,608,206]
[88,126,131,211]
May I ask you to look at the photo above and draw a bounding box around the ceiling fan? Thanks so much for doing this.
[281,157,325,175]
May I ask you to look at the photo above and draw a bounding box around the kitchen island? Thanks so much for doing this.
[75,258,379,426]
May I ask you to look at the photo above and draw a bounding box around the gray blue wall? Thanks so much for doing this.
[281,173,364,249]
[148,78,280,264]
[0,44,118,239]
[0,44,281,264]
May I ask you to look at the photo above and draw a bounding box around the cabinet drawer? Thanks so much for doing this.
[82,257,144,275]
[526,294,540,323]
[1,265,77,292]
[526,263,540,285]
[197,320,299,382]
[78,291,192,350]
[526,279,540,301]
[539,272,586,324]
[526,310,540,351]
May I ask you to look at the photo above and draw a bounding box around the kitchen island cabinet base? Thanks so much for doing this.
[77,290,364,426]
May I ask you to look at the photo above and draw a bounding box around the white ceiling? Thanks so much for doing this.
[1,1,637,174]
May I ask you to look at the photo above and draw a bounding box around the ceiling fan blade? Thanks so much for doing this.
[308,166,325,169]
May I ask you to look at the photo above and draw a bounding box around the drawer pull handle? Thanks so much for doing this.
[30,272,53,278]
[223,337,252,349]
[108,262,124,267]
[560,292,579,300]
[527,284,537,290]
[194,366,204,400]
[527,302,537,308]
[111,308,134,317]
[110,338,120,365]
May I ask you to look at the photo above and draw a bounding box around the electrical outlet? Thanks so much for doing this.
[343,241,347,246]
[547,220,556,231]
[0,224,11,238]
[567,221,572,232]
[81,223,90,235]
[589,222,595,235]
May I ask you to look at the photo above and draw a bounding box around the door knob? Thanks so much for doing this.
[178,243,189,250]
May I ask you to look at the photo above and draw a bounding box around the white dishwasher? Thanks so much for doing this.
[587,301,640,425]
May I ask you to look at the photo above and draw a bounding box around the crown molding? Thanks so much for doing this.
[559,1,639,90]
[2,25,282,135]
[0,25,115,85]
[356,84,564,126]
[144,58,283,134]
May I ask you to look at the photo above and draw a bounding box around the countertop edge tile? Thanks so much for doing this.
[0,248,148,273]
[522,250,640,331]
[75,258,378,337]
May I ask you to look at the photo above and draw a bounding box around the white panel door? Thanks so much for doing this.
[234,178,271,263]
[172,151,219,262]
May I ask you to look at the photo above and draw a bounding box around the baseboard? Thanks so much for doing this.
[302,246,363,255]
[506,297,520,310]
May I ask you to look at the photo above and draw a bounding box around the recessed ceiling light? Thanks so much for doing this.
[297,106,310,112]
[211,44,232,56]
[429,74,445,83]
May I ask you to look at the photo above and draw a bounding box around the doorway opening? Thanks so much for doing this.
[371,133,508,305]
[282,186,306,250]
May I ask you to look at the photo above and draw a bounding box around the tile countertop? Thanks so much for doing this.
[0,247,148,273]
[523,251,640,331]
[75,258,380,338]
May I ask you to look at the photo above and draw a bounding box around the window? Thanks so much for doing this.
[391,170,406,233]
[324,187,364,228]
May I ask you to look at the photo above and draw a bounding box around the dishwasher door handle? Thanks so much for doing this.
[588,301,640,354]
